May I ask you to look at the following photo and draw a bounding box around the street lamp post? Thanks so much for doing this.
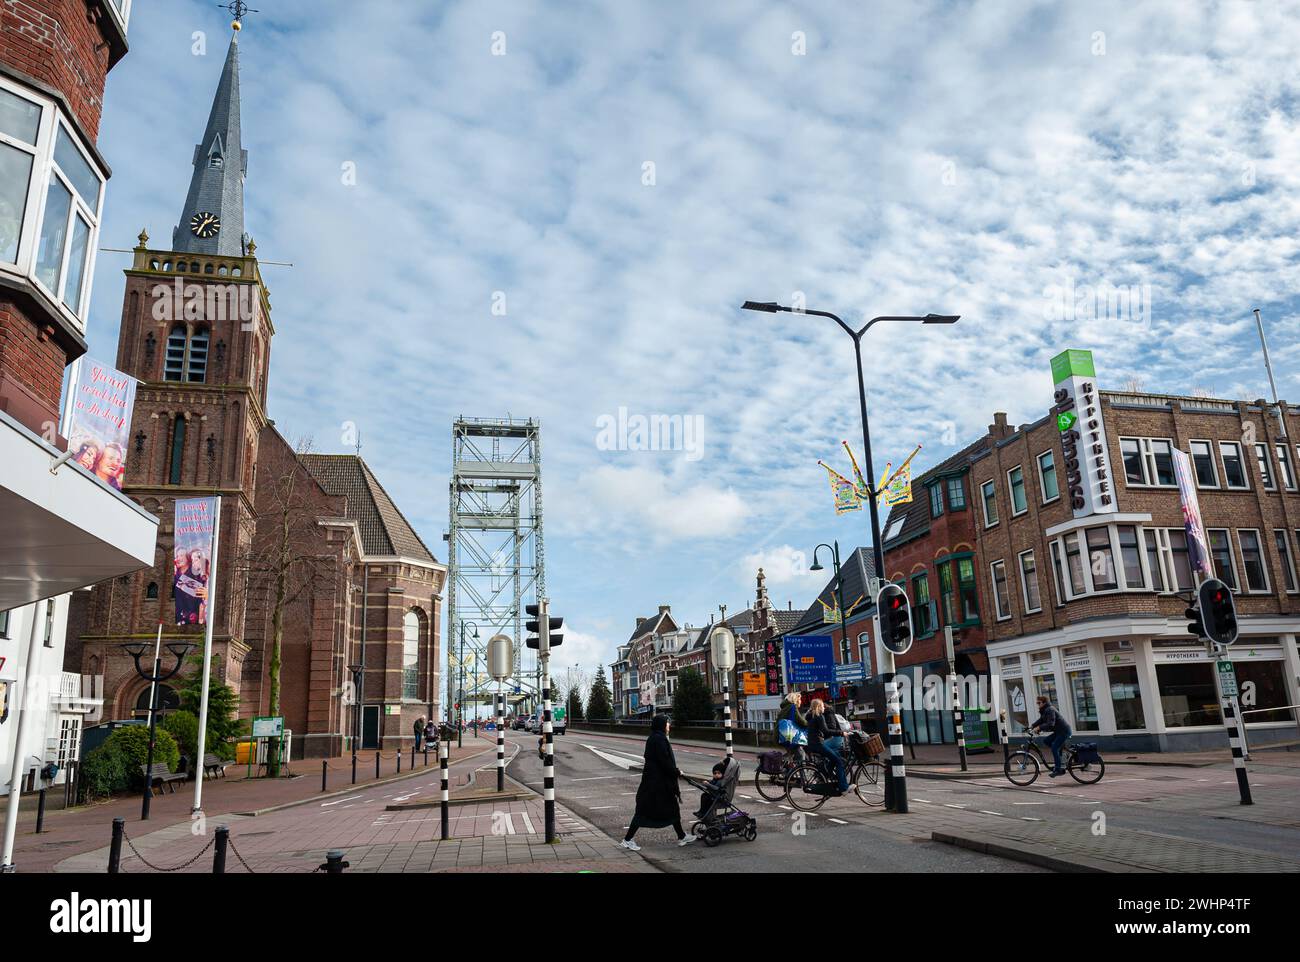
[743,300,958,815]
[811,540,850,714]
[122,634,194,820]
[458,622,479,748]
[348,663,362,784]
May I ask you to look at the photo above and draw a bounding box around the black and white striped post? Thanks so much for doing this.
[945,627,967,772]
[1223,697,1253,805]
[439,738,450,839]
[487,634,514,794]
[542,675,555,842]
[711,621,737,760]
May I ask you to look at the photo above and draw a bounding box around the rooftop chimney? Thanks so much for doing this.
[989,412,1011,439]
[658,604,671,615]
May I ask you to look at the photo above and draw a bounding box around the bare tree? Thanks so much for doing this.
[238,436,332,775]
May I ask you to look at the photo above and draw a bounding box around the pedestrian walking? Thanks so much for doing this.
[621,714,694,851]
[414,715,425,752]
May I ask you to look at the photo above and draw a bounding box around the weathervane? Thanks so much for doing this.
[220,1,259,30]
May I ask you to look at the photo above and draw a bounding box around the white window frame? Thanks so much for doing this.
[1018,549,1042,613]
[1254,443,1276,491]
[1236,528,1271,594]
[1007,465,1028,517]
[981,479,998,528]
[1275,444,1296,491]
[1118,436,1178,488]
[1273,529,1298,594]
[1188,439,1219,489]
[1036,450,1060,504]
[0,76,104,333]
[105,0,133,35]
[1049,540,1068,607]
[1207,528,1240,593]
[990,559,1012,621]
[1219,441,1250,490]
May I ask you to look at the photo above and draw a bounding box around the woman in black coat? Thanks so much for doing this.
[621,714,694,851]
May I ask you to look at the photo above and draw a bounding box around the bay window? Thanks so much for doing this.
[1064,532,1086,595]
[911,572,932,636]
[0,78,104,330]
[946,475,966,510]
[1144,529,1166,592]
[957,557,979,622]
[1117,524,1144,588]
[1086,526,1118,590]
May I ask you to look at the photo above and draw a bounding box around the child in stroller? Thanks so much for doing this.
[681,756,757,847]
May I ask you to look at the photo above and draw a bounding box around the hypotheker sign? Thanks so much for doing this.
[1051,348,1117,519]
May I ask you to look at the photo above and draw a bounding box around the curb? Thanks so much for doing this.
[234,744,494,817]
[930,830,1140,873]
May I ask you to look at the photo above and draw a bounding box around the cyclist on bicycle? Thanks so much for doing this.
[806,698,850,795]
[1030,695,1072,777]
[778,691,809,763]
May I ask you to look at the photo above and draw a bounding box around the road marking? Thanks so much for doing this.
[828,818,848,825]
[979,810,1004,816]
[582,744,643,770]
[321,795,364,807]
[572,796,591,800]
[520,811,536,834]
[571,775,627,781]
[1020,817,1043,822]
[589,805,616,810]
[943,804,968,810]
[1011,802,1044,805]
[755,799,770,804]
[912,798,932,803]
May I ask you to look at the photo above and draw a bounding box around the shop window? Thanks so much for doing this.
[1002,675,1029,733]
[1066,664,1099,732]
[1156,663,1222,728]
[981,479,998,527]
[1106,663,1146,731]
[1238,530,1269,593]
[1219,442,1248,489]
[1234,660,1295,723]
[1189,440,1218,488]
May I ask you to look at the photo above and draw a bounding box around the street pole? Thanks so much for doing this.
[458,623,464,748]
[496,686,505,792]
[945,626,967,772]
[1253,309,1288,439]
[439,737,449,838]
[141,652,163,819]
[192,495,222,814]
[1,599,47,872]
[540,599,556,843]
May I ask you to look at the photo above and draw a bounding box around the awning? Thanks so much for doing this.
[0,410,158,609]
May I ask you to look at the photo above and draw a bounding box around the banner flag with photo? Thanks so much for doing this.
[1172,449,1212,577]
[174,497,218,627]
[64,356,137,492]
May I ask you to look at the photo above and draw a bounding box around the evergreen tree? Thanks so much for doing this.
[586,665,614,721]
[178,653,246,758]
[672,667,713,724]
[566,685,585,722]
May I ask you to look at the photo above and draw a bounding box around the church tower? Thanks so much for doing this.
[75,28,272,718]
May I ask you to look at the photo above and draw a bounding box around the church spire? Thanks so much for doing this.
[172,30,247,256]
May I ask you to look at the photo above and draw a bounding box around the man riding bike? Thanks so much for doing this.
[1029,694,1072,777]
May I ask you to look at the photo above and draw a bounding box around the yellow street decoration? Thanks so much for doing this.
[819,442,921,514]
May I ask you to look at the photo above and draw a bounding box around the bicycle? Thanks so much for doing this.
[754,747,803,802]
[1004,733,1105,786]
[784,732,887,811]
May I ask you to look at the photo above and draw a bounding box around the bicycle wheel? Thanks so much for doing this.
[1004,750,1040,786]
[1068,754,1105,785]
[785,763,831,811]
[754,767,788,802]
[852,761,886,806]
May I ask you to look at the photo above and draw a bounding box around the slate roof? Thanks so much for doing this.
[790,547,878,634]
[627,610,674,643]
[173,35,248,256]
[770,609,804,635]
[881,436,992,551]
[298,454,436,563]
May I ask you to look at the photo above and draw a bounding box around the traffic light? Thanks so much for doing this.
[525,601,564,650]
[1185,600,1205,640]
[1199,578,1239,647]
[877,583,913,656]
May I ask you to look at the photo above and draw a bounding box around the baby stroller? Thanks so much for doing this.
[683,756,758,846]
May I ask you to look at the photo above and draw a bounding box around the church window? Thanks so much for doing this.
[168,415,186,485]
[146,581,158,599]
[403,611,420,699]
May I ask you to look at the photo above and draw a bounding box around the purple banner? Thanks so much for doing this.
[65,356,136,491]
[1172,449,1211,577]
[174,497,217,627]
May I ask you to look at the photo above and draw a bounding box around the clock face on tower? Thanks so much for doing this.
[190,211,221,238]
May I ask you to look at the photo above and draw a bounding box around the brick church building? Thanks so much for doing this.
[68,29,444,758]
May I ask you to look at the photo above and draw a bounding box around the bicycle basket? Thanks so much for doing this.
[1073,742,1101,764]
[758,751,787,775]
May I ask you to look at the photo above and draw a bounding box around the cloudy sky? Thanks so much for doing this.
[87,0,1300,682]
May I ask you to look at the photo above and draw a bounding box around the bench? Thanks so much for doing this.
[141,763,186,795]
[202,754,228,779]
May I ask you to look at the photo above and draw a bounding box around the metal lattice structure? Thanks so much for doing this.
[446,417,546,716]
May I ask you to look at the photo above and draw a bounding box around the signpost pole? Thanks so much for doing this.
[945,627,967,772]
[1215,654,1252,805]
[540,601,556,843]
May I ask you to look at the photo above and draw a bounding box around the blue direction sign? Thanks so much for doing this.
[834,661,866,682]
[785,635,835,684]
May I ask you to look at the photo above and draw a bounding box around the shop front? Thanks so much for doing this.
[987,619,1300,752]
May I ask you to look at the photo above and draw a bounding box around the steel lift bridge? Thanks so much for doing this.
[445,417,546,721]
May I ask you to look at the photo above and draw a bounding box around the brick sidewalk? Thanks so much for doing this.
[7,735,498,873]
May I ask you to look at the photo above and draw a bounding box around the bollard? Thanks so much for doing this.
[319,850,349,874]
[321,760,328,793]
[35,788,47,834]
[424,746,429,767]
[351,752,357,785]
[375,752,380,779]
[439,740,449,840]
[212,825,229,874]
[397,751,401,774]
[108,817,124,874]
[411,746,416,770]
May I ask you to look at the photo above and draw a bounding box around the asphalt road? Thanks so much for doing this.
[505,729,1045,872]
